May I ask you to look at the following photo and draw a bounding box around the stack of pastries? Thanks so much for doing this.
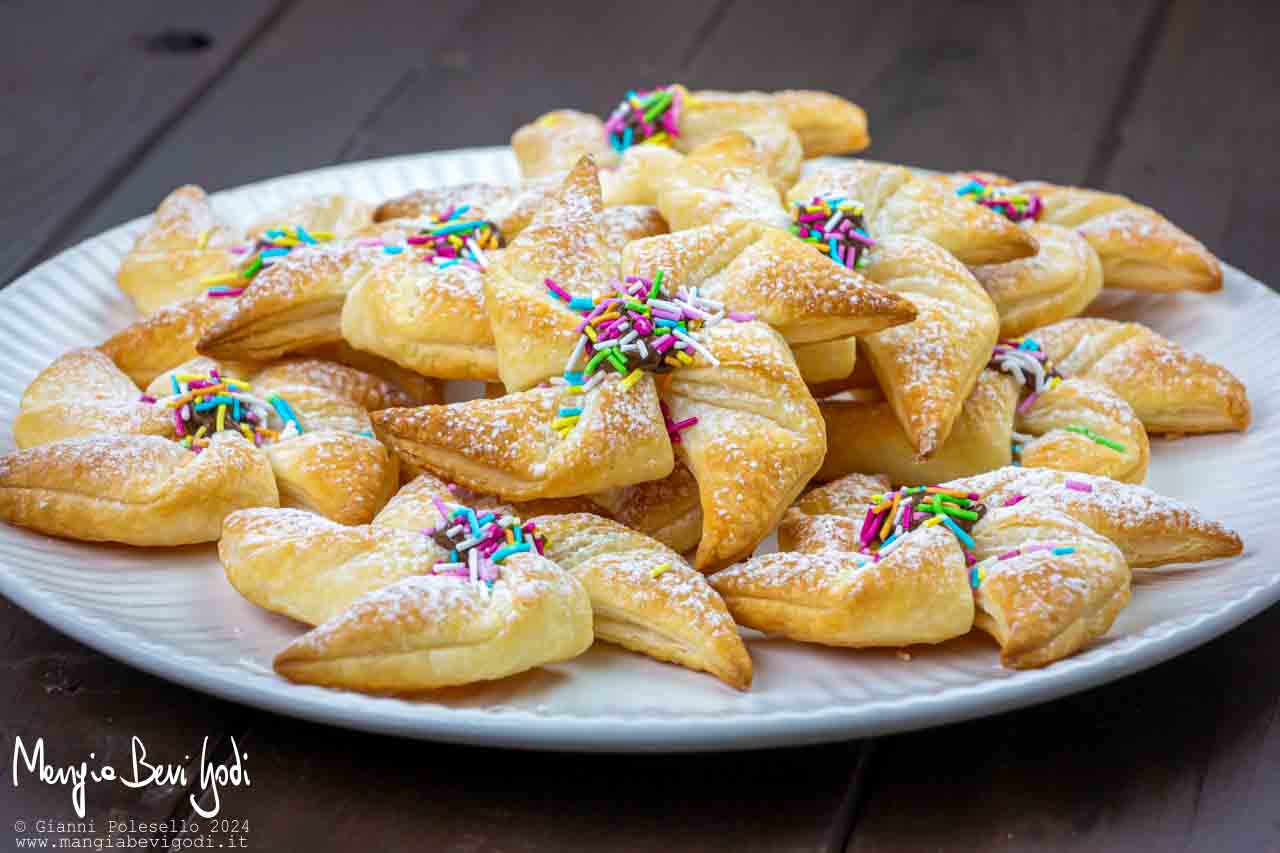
[0,84,1249,695]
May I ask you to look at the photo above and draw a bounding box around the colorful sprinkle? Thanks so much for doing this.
[1064,424,1127,452]
[604,85,689,152]
[955,176,1043,223]
[649,563,673,579]
[144,369,299,452]
[1065,479,1093,493]
[789,194,875,269]
[424,498,545,588]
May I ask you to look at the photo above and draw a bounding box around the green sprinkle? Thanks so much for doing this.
[1065,424,1126,452]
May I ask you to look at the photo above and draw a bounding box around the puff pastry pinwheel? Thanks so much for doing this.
[850,235,1001,459]
[513,85,868,194]
[521,512,751,688]
[117,186,374,315]
[340,203,665,383]
[620,218,917,347]
[713,467,1240,667]
[1030,318,1250,434]
[370,372,674,501]
[783,160,1036,389]
[10,352,398,529]
[0,432,279,547]
[942,173,1222,292]
[372,178,559,234]
[819,361,1150,485]
[274,553,593,692]
[971,223,1104,338]
[787,160,1039,267]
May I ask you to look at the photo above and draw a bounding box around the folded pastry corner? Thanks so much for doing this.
[485,156,618,391]
[116,185,239,314]
[1032,318,1249,434]
[0,432,278,546]
[534,512,751,689]
[666,320,826,571]
[621,219,917,345]
[273,552,593,692]
[372,372,673,501]
[220,507,440,626]
[858,235,1001,459]
[790,161,1039,266]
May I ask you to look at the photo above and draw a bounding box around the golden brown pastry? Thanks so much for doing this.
[245,193,373,240]
[655,131,792,230]
[620,218,917,346]
[98,296,237,387]
[819,367,1149,485]
[514,88,865,189]
[197,241,396,362]
[972,223,1104,338]
[665,321,826,572]
[532,512,752,688]
[116,186,239,314]
[14,348,172,448]
[1031,318,1249,434]
[484,156,622,391]
[588,460,703,555]
[221,507,443,625]
[371,372,673,500]
[12,350,399,526]
[856,235,1001,458]
[788,161,1039,266]
[942,173,1222,292]
[716,466,1240,668]
[945,467,1243,568]
[274,551,593,692]
[0,433,278,546]
[373,178,559,235]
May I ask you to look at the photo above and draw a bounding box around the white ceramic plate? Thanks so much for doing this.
[0,148,1274,752]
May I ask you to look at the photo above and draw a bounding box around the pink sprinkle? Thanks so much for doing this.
[727,311,756,322]
[1001,494,1026,507]
[432,497,451,523]
[406,235,430,245]
[1065,480,1093,493]
[173,409,185,436]
[545,278,572,301]
[998,549,1021,560]
[1016,390,1041,414]
[138,394,156,404]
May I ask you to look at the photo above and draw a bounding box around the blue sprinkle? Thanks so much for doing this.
[1052,546,1076,556]
[491,543,531,563]
[941,516,975,549]
[383,245,404,255]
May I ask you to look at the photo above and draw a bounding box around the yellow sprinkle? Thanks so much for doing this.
[552,415,580,430]
[564,385,586,395]
[216,405,226,432]
[584,326,598,342]
[506,529,515,545]
[926,516,944,526]
[676,352,693,365]
[619,368,644,391]
[239,424,253,439]
[272,236,301,247]
[194,425,208,439]
[645,132,670,146]
[196,229,211,249]
[649,563,672,579]
[311,231,335,240]
[200,272,242,286]
[664,356,681,368]
[556,427,572,440]
[591,310,621,325]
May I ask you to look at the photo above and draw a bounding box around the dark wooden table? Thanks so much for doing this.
[2,1,1278,849]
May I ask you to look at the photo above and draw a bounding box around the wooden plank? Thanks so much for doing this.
[1088,0,1280,285]
[200,712,865,853]
[847,604,1280,853]
[686,0,1162,182]
[0,598,252,831]
[0,0,287,284]
[68,0,480,242]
